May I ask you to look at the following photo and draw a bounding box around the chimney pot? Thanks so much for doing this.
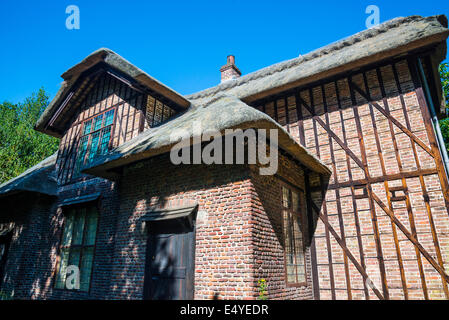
[220,55,241,83]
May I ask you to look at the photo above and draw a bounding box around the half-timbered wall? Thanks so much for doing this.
[56,72,177,185]
[251,56,449,300]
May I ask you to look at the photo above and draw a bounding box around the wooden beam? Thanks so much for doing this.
[322,84,352,299]
[349,75,390,299]
[312,202,385,300]
[349,80,434,157]
[371,192,449,284]
[393,60,449,299]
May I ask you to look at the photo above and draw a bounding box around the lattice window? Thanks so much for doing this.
[73,108,115,177]
[282,185,307,285]
[55,205,98,292]
[144,96,176,128]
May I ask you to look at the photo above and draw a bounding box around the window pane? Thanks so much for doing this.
[68,248,81,269]
[85,207,98,246]
[80,247,94,292]
[93,114,104,131]
[72,209,86,245]
[292,191,299,212]
[73,136,89,177]
[293,215,306,282]
[282,187,306,285]
[67,248,81,289]
[104,109,114,126]
[282,187,290,208]
[0,244,5,260]
[56,206,98,291]
[287,264,296,283]
[55,248,70,289]
[99,127,111,156]
[61,211,75,246]
[87,131,101,163]
[293,215,303,248]
[83,120,92,135]
[283,210,295,279]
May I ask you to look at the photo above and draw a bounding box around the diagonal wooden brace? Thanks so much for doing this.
[370,191,449,284]
[349,81,434,157]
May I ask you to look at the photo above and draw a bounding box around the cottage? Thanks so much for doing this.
[0,15,449,300]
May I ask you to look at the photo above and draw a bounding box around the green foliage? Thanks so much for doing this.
[0,290,13,300]
[257,278,268,300]
[440,63,449,110]
[0,88,59,184]
[439,63,449,152]
[439,117,449,152]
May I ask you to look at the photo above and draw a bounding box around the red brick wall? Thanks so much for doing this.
[108,154,255,299]
[0,178,121,300]
[107,151,316,300]
[249,154,315,300]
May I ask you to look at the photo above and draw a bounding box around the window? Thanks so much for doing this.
[55,205,98,292]
[73,109,115,177]
[282,185,306,285]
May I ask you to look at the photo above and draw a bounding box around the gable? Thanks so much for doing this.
[55,71,179,185]
[35,48,190,138]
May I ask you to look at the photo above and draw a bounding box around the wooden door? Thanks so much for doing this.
[144,220,195,300]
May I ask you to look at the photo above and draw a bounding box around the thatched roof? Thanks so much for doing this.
[83,14,448,179]
[83,95,331,179]
[187,15,449,105]
[35,48,191,138]
[0,153,57,197]
[2,15,447,196]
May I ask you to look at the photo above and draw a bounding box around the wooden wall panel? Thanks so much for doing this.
[251,57,449,300]
[56,72,177,185]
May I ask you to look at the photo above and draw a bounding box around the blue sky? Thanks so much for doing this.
[0,0,448,104]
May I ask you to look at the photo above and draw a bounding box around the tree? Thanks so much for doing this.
[0,89,59,184]
[440,62,449,108]
[439,62,449,152]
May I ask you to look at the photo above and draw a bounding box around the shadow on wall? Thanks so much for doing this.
[0,178,121,300]
[250,167,326,298]
[0,192,61,299]
[110,152,253,300]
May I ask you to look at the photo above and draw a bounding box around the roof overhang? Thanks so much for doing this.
[82,95,331,180]
[0,153,58,198]
[186,15,449,105]
[59,192,101,208]
[35,48,191,138]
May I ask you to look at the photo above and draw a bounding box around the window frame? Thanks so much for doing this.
[72,106,117,179]
[280,182,308,287]
[53,203,99,293]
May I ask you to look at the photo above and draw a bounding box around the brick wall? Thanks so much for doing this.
[0,178,120,300]
[0,193,53,298]
[103,150,316,300]
[253,57,449,300]
[107,153,254,299]
[249,154,315,300]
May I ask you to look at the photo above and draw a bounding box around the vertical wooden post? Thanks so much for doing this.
[348,75,390,299]
[321,84,352,299]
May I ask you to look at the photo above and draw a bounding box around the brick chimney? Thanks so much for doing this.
[220,55,241,83]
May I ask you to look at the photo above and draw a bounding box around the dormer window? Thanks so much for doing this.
[49,64,187,185]
[73,108,115,177]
